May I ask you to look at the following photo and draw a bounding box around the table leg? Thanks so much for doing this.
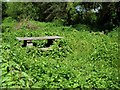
[22,40,27,47]
[45,39,54,47]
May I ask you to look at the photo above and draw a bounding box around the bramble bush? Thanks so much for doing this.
[1,17,119,88]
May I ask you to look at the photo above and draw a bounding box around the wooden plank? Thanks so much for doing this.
[22,40,27,47]
[39,47,52,51]
[27,43,33,46]
[16,36,63,41]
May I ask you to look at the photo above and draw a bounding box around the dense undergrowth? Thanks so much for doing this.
[1,17,119,88]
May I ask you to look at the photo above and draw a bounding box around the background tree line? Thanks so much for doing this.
[2,2,120,32]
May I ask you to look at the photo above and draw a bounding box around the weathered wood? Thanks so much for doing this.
[27,42,33,46]
[22,40,33,47]
[16,36,63,41]
[45,39,54,47]
[22,40,27,47]
[39,47,52,51]
[16,36,63,47]
[26,40,33,46]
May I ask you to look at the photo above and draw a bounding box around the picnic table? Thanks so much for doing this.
[16,36,63,47]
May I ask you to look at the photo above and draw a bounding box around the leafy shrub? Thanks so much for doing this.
[72,24,91,31]
[2,17,17,33]
[1,19,119,88]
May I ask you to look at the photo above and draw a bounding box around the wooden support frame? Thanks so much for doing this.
[22,40,33,47]
[45,39,54,47]
[16,36,63,48]
[22,40,27,47]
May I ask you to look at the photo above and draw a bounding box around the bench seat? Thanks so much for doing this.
[16,36,63,41]
[16,36,63,47]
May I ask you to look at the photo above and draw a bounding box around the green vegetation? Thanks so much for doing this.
[1,17,119,88]
[2,2,120,31]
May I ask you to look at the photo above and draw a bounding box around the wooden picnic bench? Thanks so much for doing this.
[16,36,63,47]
